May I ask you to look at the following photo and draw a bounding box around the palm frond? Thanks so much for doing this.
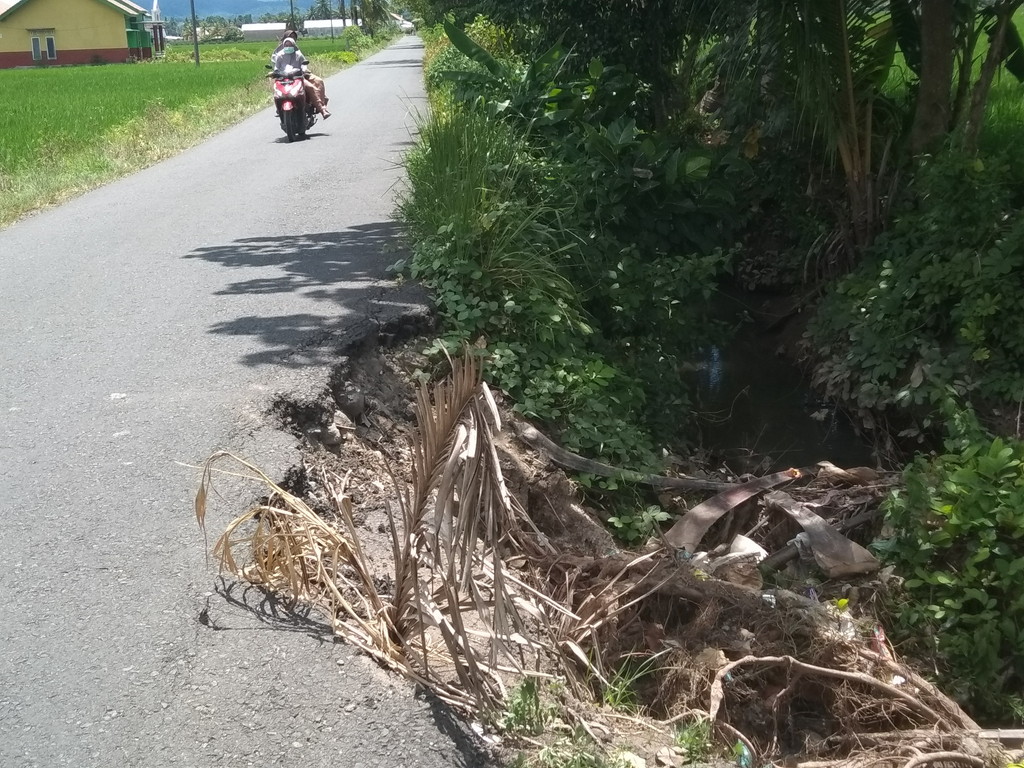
[196,355,561,715]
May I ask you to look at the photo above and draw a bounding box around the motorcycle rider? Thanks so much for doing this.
[270,33,330,119]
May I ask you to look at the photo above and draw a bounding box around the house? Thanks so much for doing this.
[240,22,285,42]
[0,0,162,68]
[303,19,352,38]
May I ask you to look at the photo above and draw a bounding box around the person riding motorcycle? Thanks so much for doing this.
[270,34,330,119]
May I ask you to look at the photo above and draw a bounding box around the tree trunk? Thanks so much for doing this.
[911,0,955,155]
[952,20,981,126]
[963,2,1022,154]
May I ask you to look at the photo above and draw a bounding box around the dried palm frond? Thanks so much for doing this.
[195,354,563,716]
[388,351,560,713]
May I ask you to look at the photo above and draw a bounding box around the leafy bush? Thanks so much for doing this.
[876,413,1024,722]
[463,14,516,59]
[607,504,670,544]
[808,152,1024,432]
[424,39,484,94]
[402,19,742,468]
[338,25,373,55]
[399,108,661,466]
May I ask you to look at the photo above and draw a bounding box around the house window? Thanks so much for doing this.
[30,36,41,61]
[45,36,56,59]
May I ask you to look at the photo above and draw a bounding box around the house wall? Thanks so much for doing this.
[241,24,285,42]
[303,19,351,38]
[0,0,131,66]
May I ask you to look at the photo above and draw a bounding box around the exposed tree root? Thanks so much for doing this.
[901,752,985,768]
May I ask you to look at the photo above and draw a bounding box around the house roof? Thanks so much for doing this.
[102,0,148,16]
[0,0,27,19]
[0,0,148,22]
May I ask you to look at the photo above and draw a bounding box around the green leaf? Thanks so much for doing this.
[682,154,711,180]
[443,19,505,79]
[665,148,680,186]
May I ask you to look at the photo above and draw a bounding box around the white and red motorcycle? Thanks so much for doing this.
[268,67,317,142]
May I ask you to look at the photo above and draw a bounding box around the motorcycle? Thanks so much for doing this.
[268,67,317,142]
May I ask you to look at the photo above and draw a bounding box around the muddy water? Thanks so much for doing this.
[689,291,875,475]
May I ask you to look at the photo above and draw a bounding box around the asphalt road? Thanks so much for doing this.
[0,38,487,767]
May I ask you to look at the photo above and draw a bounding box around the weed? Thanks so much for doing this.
[601,656,657,713]
[674,716,714,763]
[516,730,624,768]
[607,504,670,544]
[502,678,552,736]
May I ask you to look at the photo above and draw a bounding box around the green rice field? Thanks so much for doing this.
[1,61,264,172]
[0,32,387,227]
[162,32,371,64]
[1,33,367,173]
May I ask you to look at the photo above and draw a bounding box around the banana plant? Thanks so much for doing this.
[746,0,899,253]
[438,19,576,127]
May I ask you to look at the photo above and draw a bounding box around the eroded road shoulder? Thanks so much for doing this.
[0,37,486,768]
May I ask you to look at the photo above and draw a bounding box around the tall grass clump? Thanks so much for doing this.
[399,106,661,466]
[402,109,579,325]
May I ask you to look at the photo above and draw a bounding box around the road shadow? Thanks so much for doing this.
[207,577,336,642]
[421,690,496,767]
[364,59,422,68]
[184,224,429,367]
[186,224,398,299]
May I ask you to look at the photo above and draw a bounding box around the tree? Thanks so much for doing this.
[359,0,392,33]
[481,0,701,128]
[911,0,955,154]
[309,0,334,19]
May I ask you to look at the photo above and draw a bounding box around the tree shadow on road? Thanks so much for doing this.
[364,58,423,68]
[183,223,430,368]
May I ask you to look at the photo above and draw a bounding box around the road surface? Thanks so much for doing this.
[0,37,487,768]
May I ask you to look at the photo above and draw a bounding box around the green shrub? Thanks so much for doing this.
[463,14,516,59]
[402,21,742,469]
[424,41,484,94]
[338,25,372,55]
[808,152,1024,433]
[876,413,1024,722]
[399,107,661,466]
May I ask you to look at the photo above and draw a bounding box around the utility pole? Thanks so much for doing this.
[189,0,199,66]
[288,0,296,32]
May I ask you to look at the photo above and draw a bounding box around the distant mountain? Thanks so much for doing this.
[157,0,299,20]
